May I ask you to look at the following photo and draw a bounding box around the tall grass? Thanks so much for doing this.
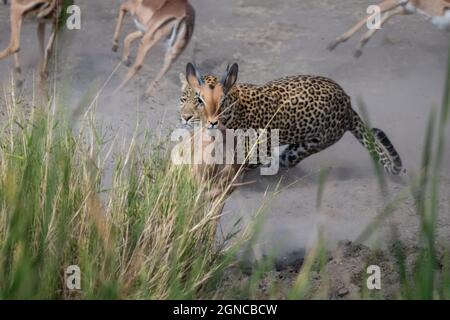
[310,45,450,299]
[362,44,450,299]
[215,45,450,300]
[0,88,247,299]
[0,44,449,300]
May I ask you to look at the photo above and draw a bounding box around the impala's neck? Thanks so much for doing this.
[140,0,189,11]
[407,0,450,17]
[140,0,167,11]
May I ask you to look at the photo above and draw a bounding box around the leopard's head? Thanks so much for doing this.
[179,73,203,129]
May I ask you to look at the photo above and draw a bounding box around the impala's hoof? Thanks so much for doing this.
[354,49,363,59]
[145,88,155,97]
[112,44,119,52]
[327,41,339,51]
[40,72,48,81]
[15,79,23,88]
[15,67,21,74]
[145,82,160,97]
[123,59,131,67]
[145,85,156,96]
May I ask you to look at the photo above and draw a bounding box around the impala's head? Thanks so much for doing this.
[185,62,238,129]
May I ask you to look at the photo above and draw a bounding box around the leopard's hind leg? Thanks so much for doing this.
[279,139,326,168]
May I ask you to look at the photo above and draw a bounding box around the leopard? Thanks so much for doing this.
[179,62,403,175]
[179,73,202,128]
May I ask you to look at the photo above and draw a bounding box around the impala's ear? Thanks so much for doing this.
[220,63,238,94]
[179,73,188,91]
[186,63,203,90]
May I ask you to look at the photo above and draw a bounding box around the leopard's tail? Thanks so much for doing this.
[349,110,403,175]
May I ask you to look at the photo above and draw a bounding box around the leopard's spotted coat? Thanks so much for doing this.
[179,72,403,174]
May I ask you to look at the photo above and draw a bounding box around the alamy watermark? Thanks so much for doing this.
[65,265,81,291]
[171,127,280,176]
[367,5,382,30]
[66,5,82,30]
[367,265,382,290]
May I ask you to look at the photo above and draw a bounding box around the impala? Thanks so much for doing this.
[0,0,62,85]
[112,0,195,96]
[328,0,450,57]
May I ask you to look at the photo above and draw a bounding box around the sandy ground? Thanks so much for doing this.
[1,0,450,278]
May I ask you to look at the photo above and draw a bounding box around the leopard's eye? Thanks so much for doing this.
[195,95,205,108]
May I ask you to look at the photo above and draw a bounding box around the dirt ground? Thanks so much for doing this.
[1,0,450,298]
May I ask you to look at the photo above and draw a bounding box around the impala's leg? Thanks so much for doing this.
[121,31,143,66]
[3,4,26,87]
[13,53,22,87]
[41,23,56,79]
[145,21,190,96]
[112,1,133,52]
[354,6,406,58]
[114,18,176,94]
[356,6,407,55]
[37,22,46,76]
[328,0,401,51]
[0,4,24,60]
[13,53,20,74]
[36,0,57,19]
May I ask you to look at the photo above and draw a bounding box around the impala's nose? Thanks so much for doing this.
[208,120,219,129]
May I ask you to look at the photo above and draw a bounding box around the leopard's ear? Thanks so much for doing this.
[179,73,188,91]
[220,63,238,94]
